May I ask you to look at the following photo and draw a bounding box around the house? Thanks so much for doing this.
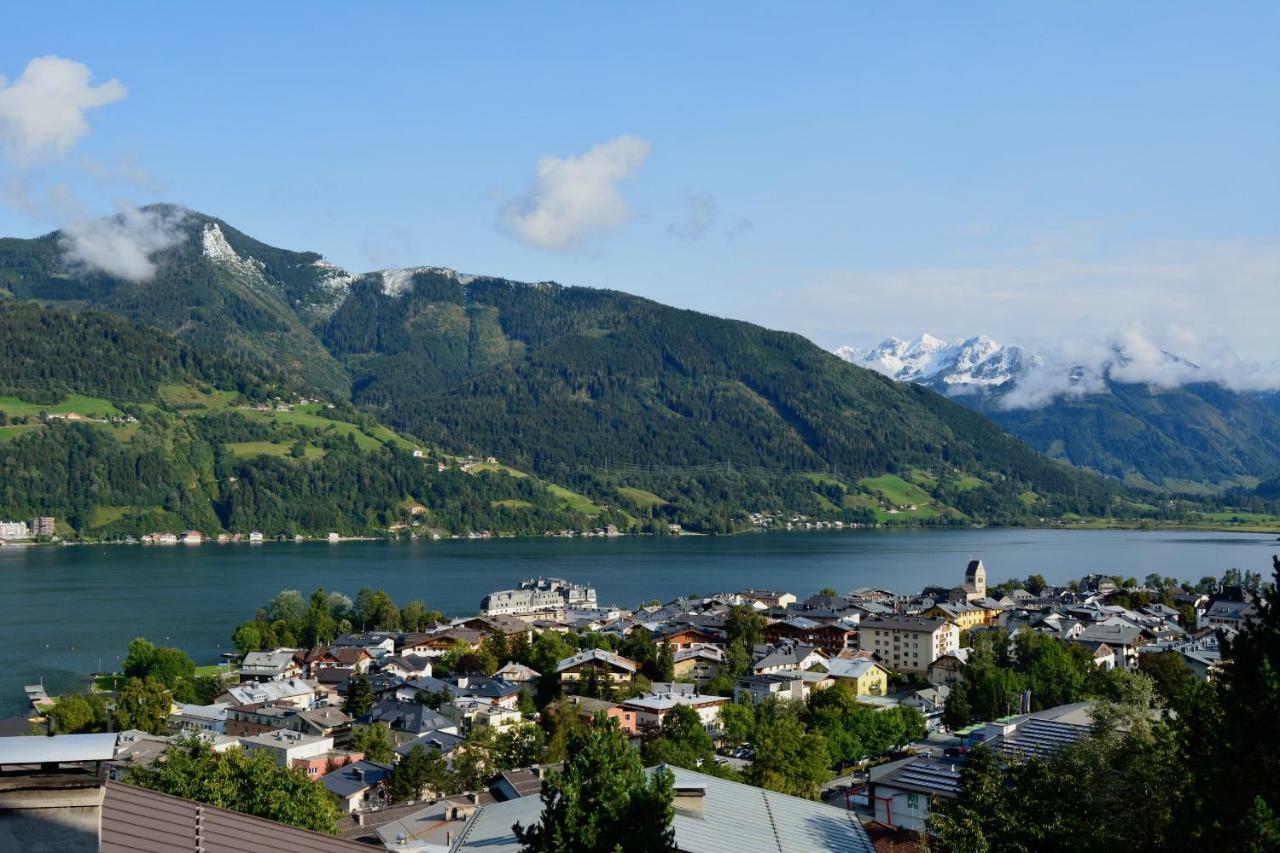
[868,755,963,832]
[655,625,725,650]
[224,703,295,737]
[825,658,890,696]
[672,645,725,684]
[621,692,729,731]
[394,728,467,762]
[736,589,797,609]
[548,695,638,735]
[238,730,334,768]
[359,700,458,743]
[902,685,950,714]
[401,674,523,708]
[926,649,971,687]
[321,759,395,813]
[167,702,228,735]
[377,654,433,680]
[555,649,640,685]
[238,648,303,682]
[444,697,524,733]
[288,706,353,739]
[752,643,828,675]
[1091,643,1116,670]
[925,601,999,631]
[734,673,807,705]
[1202,598,1257,631]
[448,764,876,852]
[858,616,961,675]
[761,617,855,655]
[222,677,317,710]
[494,661,541,685]
[1074,622,1149,669]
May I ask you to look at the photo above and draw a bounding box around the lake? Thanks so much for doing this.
[1,528,1275,717]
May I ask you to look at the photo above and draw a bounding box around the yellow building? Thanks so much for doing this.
[925,602,995,631]
[827,659,890,696]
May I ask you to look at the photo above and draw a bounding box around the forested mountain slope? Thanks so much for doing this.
[0,208,1176,533]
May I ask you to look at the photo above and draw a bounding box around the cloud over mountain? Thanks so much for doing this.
[500,135,651,250]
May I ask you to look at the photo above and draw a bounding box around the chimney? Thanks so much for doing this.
[471,792,481,805]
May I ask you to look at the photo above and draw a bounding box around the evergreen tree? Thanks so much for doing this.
[343,673,373,718]
[514,713,676,852]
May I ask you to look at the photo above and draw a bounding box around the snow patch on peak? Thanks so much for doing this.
[838,333,1040,392]
[201,222,270,289]
[378,265,477,298]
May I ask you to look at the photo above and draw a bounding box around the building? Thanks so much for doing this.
[321,759,395,813]
[858,616,960,675]
[449,765,876,852]
[672,645,724,684]
[925,601,1000,631]
[238,647,303,682]
[222,677,317,709]
[0,520,31,541]
[167,702,228,735]
[734,673,808,705]
[868,755,963,832]
[237,730,334,768]
[761,617,855,655]
[621,691,729,731]
[927,649,971,687]
[825,658,890,696]
[30,516,56,537]
[736,589,797,609]
[549,695,638,735]
[481,577,597,616]
[751,643,828,675]
[555,649,639,685]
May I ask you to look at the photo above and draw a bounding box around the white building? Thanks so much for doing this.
[0,521,31,541]
[481,577,597,616]
[238,730,333,767]
[857,616,960,675]
[621,692,728,731]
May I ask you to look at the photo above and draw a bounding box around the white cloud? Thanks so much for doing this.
[792,238,1280,366]
[501,135,652,250]
[59,205,188,282]
[0,56,126,165]
[668,192,717,241]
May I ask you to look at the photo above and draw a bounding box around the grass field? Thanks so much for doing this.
[953,475,985,491]
[89,505,154,527]
[158,383,239,410]
[858,474,933,506]
[0,424,43,443]
[0,393,123,418]
[617,486,668,508]
[491,499,534,509]
[226,440,325,460]
[547,484,603,515]
[469,461,529,478]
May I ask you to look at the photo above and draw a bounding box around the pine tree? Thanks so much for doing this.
[514,713,676,852]
[342,672,373,718]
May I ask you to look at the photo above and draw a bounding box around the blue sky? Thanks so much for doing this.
[1,2,1277,365]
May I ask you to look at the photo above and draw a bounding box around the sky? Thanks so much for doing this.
[1,2,1277,370]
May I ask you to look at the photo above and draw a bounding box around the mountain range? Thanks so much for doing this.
[0,206,1161,537]
[839,334,1280,491]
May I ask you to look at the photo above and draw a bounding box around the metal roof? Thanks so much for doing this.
[0,732,117,765]
[101,780,367,852]
[450,765,876,852]
[992,717,1092,761]
[871,756,964,798]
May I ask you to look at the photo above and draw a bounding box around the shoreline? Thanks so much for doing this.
[12,517,1280,550]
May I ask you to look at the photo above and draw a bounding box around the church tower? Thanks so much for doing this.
[965,559,987,599]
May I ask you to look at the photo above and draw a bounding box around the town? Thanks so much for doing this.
[1,557,1267,851]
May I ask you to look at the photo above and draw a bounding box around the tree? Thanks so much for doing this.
[942,684,971,730]
[642,704,718,772]
[747,702,830,799]
[128,737,342,834]
[653,641,675,683]
[400,599,441,632]
[112,677,172,734]
[1024,573,1048,595]
[343,673,373,718]
[348,724,394,763]
[48,693,109,734]
[389,745,448,804]
[353,588,400,630]
[724,605,765,676]
[123,637,196,689]
[232,622,265,656]
[1179,555,1280,848]
[514,713,677,852]
[1137,651,1195,704]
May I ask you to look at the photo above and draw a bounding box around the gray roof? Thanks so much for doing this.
[450,765,875,852]
[871,756,964,798]
[990,717,1092,761]
[860,615,952,633]
[321,759,394,798]
[0,732,117,765]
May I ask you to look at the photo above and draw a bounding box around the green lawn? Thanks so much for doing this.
[0,424,43,443]
[469,461,530,478]
[547,484,603,515]
[1195,511,1280,524]
[226,440,325,460]
[158,383,239,410]
[858,474,932,506]
[0,393,123,418]
[617,486,669,508]
[952,475,985,491]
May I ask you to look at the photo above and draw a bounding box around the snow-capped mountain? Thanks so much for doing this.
[836,334,1042,394]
